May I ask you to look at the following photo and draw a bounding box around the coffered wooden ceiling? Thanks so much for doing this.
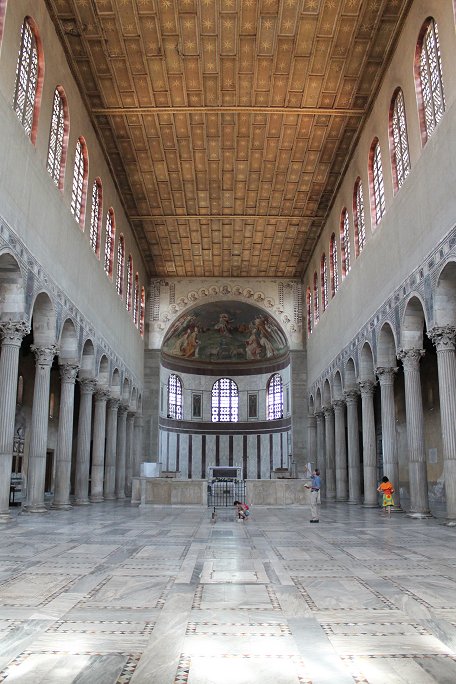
[46,0,412,278]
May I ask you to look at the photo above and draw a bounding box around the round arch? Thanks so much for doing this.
[401,295,427,349]
[0,252,26,321]
[434,261,456,327]
[376,322,397,367]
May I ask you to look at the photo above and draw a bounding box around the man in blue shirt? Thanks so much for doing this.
[306,469,321,523]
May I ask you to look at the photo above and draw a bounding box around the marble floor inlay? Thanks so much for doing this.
[0,502,456,683]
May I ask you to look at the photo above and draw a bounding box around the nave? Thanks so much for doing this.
[1,503,456,683]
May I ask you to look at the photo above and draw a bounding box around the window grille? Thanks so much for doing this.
[306,287,312,336]
[391,89,411,189]
[211,378,239,422]
[104,209,115,277]
[341,209,351,275]
[133,273,139,326]
[14,19,38,138]
[313,272,320,324]
[126,255,133,311]
[371,141,385,226]
[321,254,328,311]
[354,179,366,255]
[168,374,182,419]
[71,138,87,225]
[267,374,283,420]
[330,233,338,296]
[140,286,145,337]
[419,19,445,142]
[90,179,102,256]
[116,235,125,296]
[47,88,66,187]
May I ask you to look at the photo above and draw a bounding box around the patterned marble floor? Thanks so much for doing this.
[1,502,456,684]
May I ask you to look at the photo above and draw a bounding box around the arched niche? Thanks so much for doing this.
[344,357,357,389]
[376,323,397,368]
[333,370,343,400]
[315,387,322,413]
[0,252,26,321]
[98,355,109,387]
[31,292,56,347]
[401,295,427,350]
[434,261,456,327]
[80,339,95,379]
[359,342,375,382]
[111,368,121,398]
[122,377,130,404]
[58,318,78,364]
[322,378,331,407]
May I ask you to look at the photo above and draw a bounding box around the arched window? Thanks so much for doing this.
[89,178,102,257]
[306,286,312,336]
[416,18,445,145]
[167,374,182,420]
[116,234,125,297]
[126,255,133,311]
[369,139,385,227]
[47,87,68,189]
[140,286,145,337]
[390,88,410,192]
[13,17,43,143]
[340,208,351,276]
[211,378,239,422]
[320,254,328,311]
[353,178,366,256]
[267,374,283,420]
[71,137,88,227]
[133,273,139,327]
[104,208,115,278]
[329,233,338,297]
[313,271,320,325]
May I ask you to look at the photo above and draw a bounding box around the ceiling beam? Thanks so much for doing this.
[92,106,364,117]
[129,215,323,221]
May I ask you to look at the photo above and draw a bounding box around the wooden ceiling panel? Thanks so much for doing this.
[46,0,412,278]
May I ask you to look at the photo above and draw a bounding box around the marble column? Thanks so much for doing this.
[315,411,326,498]
[398,348,431,518]
[359,380,378,507]
[52,363,79,509]
[125,411,135,497]
[26,344,58,513]
[133,414,144,480]
[323,406,336,500]
[333,400,348,501]
[90,388,110,503]
[104,398,120,500]
[344,389,361,504]
[74,378,96,505]
[0,321,29,522]
[375,366,401,510]
[428,326,456,521]
[307,413,317,470]
[115,404,128,499]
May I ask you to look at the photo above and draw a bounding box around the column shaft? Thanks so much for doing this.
[359,381,377,507]
[0,321,29,520]
[26,345,58,513]
[133,415,144,480]
[74,378,96,504]
[333,400,348,501]
[345,390,361,504]
[429,327,456,521]
[324,406,336,500]
[315,411,326,498]
[104,398,120,500]
[115,405,128,499]
[53,363,79,509]
[90,389,109,503]
[125,412,135,497]
[376,367,400,509]
[307,413,317,471]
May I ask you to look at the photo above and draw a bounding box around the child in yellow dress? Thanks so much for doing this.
[377,476,395,515]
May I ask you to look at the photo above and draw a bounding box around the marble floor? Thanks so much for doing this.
[1,503,456,684]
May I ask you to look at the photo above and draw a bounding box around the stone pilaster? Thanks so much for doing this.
[52,363,79,509]
[125,412,135,497]
[344,389,361,504]
[0,321,30,522]
[74,378,96,505]
[315,410,326,498]
[333,399,348,501]
[307,412,317,471]
[323,405,336,500]
[25,344,59,513]
[115,404,128,499]
[133,414,144,481]
[398,348,431,518]
[104,398,120,500]
[90,388,110,503]
[375,366,401,510]
[358,380,377,507]
[428,326,456,522]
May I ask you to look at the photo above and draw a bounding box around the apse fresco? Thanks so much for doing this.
[162,301,288,363]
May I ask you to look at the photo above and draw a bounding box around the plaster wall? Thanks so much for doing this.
[0,0,146,378]
[305,0,456,385]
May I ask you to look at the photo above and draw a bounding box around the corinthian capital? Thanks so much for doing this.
[108,398,121,411]
[79,378,97,395]
[332,399,346,411]
[375,366,398,385]
[397,348,425,371]
[0,320,30,346]
[344,388,359,405]
[428,325,456,352]
[31,344,59,366]
[94,387,111,402]
[59,363,79,383]
[358,379,376,397]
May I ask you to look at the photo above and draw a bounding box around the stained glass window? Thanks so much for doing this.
[340,209,351,276]
[126,255,133,311]
[71,138,88,226]
[211,378,239,422]
[371,140,385,227]
[116,234,125,296]
[330,233,339,296]
[89,179,102,256]
[313,272,320,325]
[354,178,366,256]
[267,374,283,420]
[47,88,67,188]
[321,254,328,311]
[14,19,39,139]
[104,209,115,277]
[418,19,445,143]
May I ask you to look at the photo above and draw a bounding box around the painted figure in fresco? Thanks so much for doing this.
[245,324,262,359]
[215,312,232,336]
[180,325,199,358]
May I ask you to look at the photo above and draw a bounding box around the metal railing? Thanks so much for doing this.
[207,478,246,508]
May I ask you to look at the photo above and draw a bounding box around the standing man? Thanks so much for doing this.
[305,469,321,523]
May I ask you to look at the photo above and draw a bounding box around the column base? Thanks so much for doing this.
[22,504,48,514]
[0,512,15,523]
[363,502,378,508]
[406,511,432,519]
[103,494,116,500]
[347,499,362,505]
[116,494,126,500]
[74,499,91,506]
[90,495,104,503]
[391,506,405,513]
[51,503,73,510]
[336,497,348,502]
